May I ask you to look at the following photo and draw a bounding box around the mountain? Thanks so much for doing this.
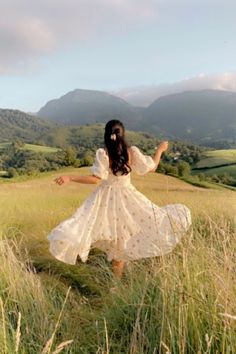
[37,88,236,143]
[143,90,236,142]
[4,89,236,146]
[37,89,143,128]
[0,109,56,143]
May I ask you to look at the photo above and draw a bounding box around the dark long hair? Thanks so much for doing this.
[104,120,131,176]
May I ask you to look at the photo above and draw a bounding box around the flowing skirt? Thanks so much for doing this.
[47,181,192,264]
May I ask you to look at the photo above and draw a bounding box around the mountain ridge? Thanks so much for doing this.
[1,89,236,145]
[38,88,143,128]
[144,89,236,141]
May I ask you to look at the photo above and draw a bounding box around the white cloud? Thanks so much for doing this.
[0,0,159,74]
[113,72,236,106]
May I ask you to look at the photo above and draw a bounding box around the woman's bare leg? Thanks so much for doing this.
[112,259,125,278]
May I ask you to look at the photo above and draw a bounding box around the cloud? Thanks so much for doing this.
[113,72,236,106]
[0,0,159,74]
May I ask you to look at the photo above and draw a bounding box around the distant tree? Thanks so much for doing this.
[25,168,39,176]
[220,173,234,185]
[177,161,191,177]
[64,146,77,166]
[82,152,94,166]
[192,151,201,163]
[7,167,18,178]
[198,173,206,181]
[157,162,178,175]
[166,165,178,175]
[74,159,82,168]
[211,174,220,183]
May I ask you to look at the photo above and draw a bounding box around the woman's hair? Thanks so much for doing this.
[104,119,131,175]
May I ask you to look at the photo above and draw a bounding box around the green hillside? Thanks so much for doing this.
[47,123,159,150]
[194,149,236,169]
[0,109,158,150]
[0,121,165,179]
[193,164,236,178]
[37,89,236,144]
[191,149,236,186]
[0,142,60,153]
[3,90,236,148]
[144,90,236,142]
[2,107,235,188]
[0,108,55,143]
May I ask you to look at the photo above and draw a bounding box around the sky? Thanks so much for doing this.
[0,0,235,111]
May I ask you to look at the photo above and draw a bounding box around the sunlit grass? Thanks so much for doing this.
[0,142,60,153]
[0,167,235,352]
[195,149,236,168]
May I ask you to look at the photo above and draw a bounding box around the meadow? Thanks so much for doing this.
[194,165,236,179]
[194,149,236,169]
[0,167,236,353]
[0,142,60,154]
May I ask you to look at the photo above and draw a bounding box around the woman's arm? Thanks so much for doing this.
[54,174,101,186]
[150,141,169,171]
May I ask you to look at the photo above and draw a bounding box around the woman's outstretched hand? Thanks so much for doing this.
[54,175,71,186]
[157,141,169,153]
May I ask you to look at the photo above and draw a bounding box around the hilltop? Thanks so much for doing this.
[37,89,236,144]
[0,109,55,143]
[38,88,143,129]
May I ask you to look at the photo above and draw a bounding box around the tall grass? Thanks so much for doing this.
[0,235,75,353]
[0,167,235,353]
[95,215,236,353]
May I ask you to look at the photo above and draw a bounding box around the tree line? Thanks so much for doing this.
[0,138,203,179]
[2,138,235,187]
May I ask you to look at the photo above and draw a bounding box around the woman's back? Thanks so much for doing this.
[90,145,157,184]
[48,119,191,274]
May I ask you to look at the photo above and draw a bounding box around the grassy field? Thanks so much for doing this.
[0,167,236,353]
[193,164,236,178]
[0,142,60,153]
[195,149,236,169]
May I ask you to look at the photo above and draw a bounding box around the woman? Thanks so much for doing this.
[47,120,191,278]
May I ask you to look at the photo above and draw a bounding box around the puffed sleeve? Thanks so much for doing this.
[90,148,109,180]
[130,146,157,175]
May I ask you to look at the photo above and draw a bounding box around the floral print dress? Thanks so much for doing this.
[47,146,192,264]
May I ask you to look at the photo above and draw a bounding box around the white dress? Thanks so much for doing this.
[47,146,192,264]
